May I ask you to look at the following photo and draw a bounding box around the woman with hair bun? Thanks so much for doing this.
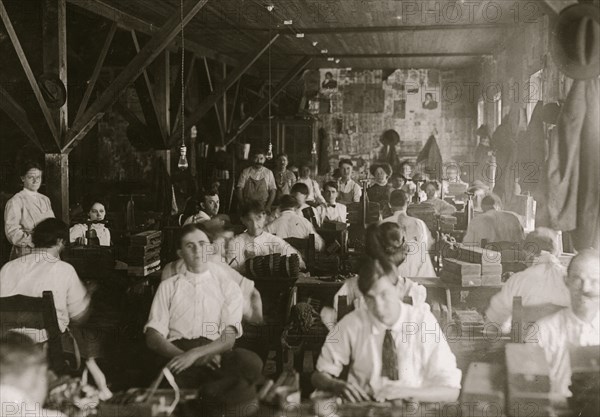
[4,160,55,259]
[320,222,427,330]
[69,200,111,246]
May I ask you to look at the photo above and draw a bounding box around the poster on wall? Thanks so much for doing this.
[320,69,340,93]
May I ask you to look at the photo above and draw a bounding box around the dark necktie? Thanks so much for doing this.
[381,329,399,380]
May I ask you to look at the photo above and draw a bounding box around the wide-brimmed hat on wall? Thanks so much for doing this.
[551,3,600,80]
[37,73,67,108]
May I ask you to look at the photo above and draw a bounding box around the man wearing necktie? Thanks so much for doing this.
[314,182,347,227]
[312,258,461,403]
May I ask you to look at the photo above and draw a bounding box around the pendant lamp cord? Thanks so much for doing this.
[268,9,272,147]
[180,0,185,146]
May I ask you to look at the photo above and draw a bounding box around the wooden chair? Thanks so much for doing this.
[0,291,78,374]
[285,234,316,274]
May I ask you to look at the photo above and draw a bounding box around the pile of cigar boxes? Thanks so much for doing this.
[127,230,162,276]
[440,244,502,287]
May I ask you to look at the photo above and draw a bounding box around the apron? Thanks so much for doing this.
[242,177,269,206]
[338,182,354,205]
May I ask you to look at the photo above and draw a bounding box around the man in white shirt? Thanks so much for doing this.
[533,249,600,397]
[337,159,362,205]
[295,165,325,205]
[485,228,570,333]
[463,193,525,246]
[312,258,461,403]
[0,333,66,417]
[314,181,347,226]
[184,191,220,225]
[236,151,277,213]
[265,195,324,251]
[226,201,305,273]
[145,225,246,387]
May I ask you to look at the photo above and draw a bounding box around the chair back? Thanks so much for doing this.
[0,291,64,371]
[285,234,316,274]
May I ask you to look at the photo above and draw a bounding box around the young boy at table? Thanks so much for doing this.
[290,182,319,226]
[145,225,247,387]
[312,257,461,403]
[226,201,305,273]
[314,181,347,226]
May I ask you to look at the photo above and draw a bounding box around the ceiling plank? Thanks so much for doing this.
[0,0,61,151]
[74,22,117,126]
[296,52,491,58]
[63,0,209,153]
[66,0,247,71]
[0,84,43,151]
[226,56,313,146]
[169,34,280,145]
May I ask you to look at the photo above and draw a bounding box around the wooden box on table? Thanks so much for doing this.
[128,231,162,277]
[460,362,505,416]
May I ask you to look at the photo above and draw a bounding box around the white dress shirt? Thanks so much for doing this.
[486,253,570,332]
[265,210,325,251]
[315,203,347,226]
[226,231,305,272]
[145,269,244,342]
[0,385,66,417]
[69,223,111,246]
[316,306,462,396]
[535,308,600,397]
[0,252,90,340]
[4,189,55,253]
[337,179,362,204]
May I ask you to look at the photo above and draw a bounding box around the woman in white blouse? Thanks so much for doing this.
[4,161,55,259]
[70,201,111,246]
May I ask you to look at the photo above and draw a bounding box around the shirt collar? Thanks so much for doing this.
[368,302,406,335]
[22,188,38,196]
[182,268,211,284]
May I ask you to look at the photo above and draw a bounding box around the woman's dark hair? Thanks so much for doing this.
[369,163,392,177]
[20,160,43,177]
[85,199,106,213]
[279,195,299,211]
[177,223,211,249]
[358,257,397,296]
[32,218,69,248]
[365,222,407,269]
[291,182,309,196]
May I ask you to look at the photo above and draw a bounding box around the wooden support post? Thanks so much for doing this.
[64,0,208,153]
[42,0,68,142]
[226,57,312,146]
[169,34,280,145]
[227,80,241,134]
[45,154,69,223]
[222,63,227,135]
[154,51,171,139]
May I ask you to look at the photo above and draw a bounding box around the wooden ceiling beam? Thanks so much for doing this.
[232,23,512,35]
[226,56,313,146]
[0,84,43,151]
[0,0,61,151]
[296,52,491,58]
[63,0,209,153]
[169,34,280,146]
[66,0,247,71]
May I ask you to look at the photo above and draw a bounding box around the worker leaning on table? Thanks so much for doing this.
[312,257,461,404]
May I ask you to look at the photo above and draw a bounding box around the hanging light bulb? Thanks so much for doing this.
[178,143,189,170]
[265,8,274,161]
[311,142,318,155]
[333,139,340,152]
[266,142,274,160]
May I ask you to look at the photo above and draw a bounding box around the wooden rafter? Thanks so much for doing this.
[74,22,117,125]
[203,57,225,142]
[294,52,492,58]
[226,56,313,146]
[65,0,246,70]
[0,84,43,151]
[227,80,241,134]
[63,0,209,153]
[0,0,61,151]
[169,34,280,145]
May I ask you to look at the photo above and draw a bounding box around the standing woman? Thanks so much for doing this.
[4,161,55,259]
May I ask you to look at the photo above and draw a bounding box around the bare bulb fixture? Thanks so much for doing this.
[178,144,189,170]
[266,142,274,160]
[333,140,340,152]
[311,142,317,155]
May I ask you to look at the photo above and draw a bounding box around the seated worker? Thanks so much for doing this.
[467,180,490,214]
[320,222,428,330]
[421,181,457,216]
[226,201,305,273]
[69,200,111,246]
[463,193,525,246]
[236,150,277,213]
[314,181,347,226]
[485,228,570,333]
[0,218,111,399]
[337,159,362,205]
[381,190,436,277]
[534,249,599,397]
[0,332,67,417]
[295,165,325,206]
[265,195,325,252]
[291,182,318,226]
[443,165,468,200]
[184,191,221,225]
[145,225,245,388]
[312,257,461,403]
[367,163,393,210]
[160,224,263,325]
[390,173,407,191]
